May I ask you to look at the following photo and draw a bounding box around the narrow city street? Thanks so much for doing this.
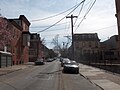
[0,60,102,90]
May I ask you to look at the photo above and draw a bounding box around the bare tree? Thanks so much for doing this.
[51,34,71,57]
[51,34,60,51]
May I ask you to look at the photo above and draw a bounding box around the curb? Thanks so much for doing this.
[0,69,21,76]
[79,73,104,90]
[0,65,31,76]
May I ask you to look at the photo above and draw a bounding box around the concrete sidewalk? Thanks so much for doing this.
[79,63,120,90]
[0,62,34,76]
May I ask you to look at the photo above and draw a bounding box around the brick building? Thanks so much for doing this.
[100,35,120,63]
[10,15,31,64]
[29,33,44,62]
[0,15,31,65]
[0,17,13,51]
[71,33,100,63]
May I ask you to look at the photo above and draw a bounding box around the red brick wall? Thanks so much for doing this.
[23,46,29,63]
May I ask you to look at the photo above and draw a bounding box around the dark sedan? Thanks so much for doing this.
[63,62,79,74]
[35,59,45,65]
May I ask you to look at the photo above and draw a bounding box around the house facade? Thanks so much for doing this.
[0,15,31,65]
[72,33,100,63]
[29,33,57,62]
[10,15,31,64]
[29,33,44,62]
[100,35,120,63]
[0,17,13,52]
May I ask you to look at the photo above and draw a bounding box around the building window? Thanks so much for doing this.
[23,34,30,46]
[88,34,91,38]
[89,42,91,47]
[31,35,37,39]
[95,42,98,48]
[82,42,85,47]
[13,29,15,38]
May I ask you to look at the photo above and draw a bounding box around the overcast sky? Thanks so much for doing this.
[0,0,118,48]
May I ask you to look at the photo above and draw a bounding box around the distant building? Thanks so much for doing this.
[69,33,100,63]
[29,33,44,62]
[100,35,119,62]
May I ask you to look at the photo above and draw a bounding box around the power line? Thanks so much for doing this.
[89,25,117,32]
[30,22,70,28]
[74,1,85,26]
[73,0,92,26]
[30,27,70,32]
[31,1,85,22]
[75,0,96,32]
[41,33,71,37]
[37,0,85,33]
[31,24,116,35]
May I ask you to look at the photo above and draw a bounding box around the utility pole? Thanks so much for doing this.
[66,14,77,60]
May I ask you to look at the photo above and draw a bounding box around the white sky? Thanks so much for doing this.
[0,0,118,48]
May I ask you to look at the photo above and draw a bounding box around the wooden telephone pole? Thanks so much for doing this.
[66,14,77,60]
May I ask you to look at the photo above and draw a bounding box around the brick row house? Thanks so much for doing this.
[29,33,57,62]
[0,15,31,65]
[67,33,120,64]
[10,15,31,65]
[29,33,45,62]
[100,35,120,63]
[0,15,55,66]
[70,33,100,63]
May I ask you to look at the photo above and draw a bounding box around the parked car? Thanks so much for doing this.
[63,62,79,74]
[35,59,45,65]
[61,58,71,67]
[71,60,76,63]
[59,57,64,62]
[46,58,53,62]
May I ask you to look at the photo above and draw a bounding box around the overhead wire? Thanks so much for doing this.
[74,0,96,32]
[31,0,85,22]
[73,0,85,26]
[64,18,70,36]
[89,25,117,32]
[39,25,117,38]
[37,0,86,33]
[31,27,70,32]
[30,22,70,28]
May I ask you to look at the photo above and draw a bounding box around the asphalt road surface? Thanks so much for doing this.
[0,60,102,90]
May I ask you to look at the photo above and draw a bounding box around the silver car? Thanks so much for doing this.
[61,58,71,67]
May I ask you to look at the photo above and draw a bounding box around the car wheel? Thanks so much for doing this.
[75,70,79,74]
